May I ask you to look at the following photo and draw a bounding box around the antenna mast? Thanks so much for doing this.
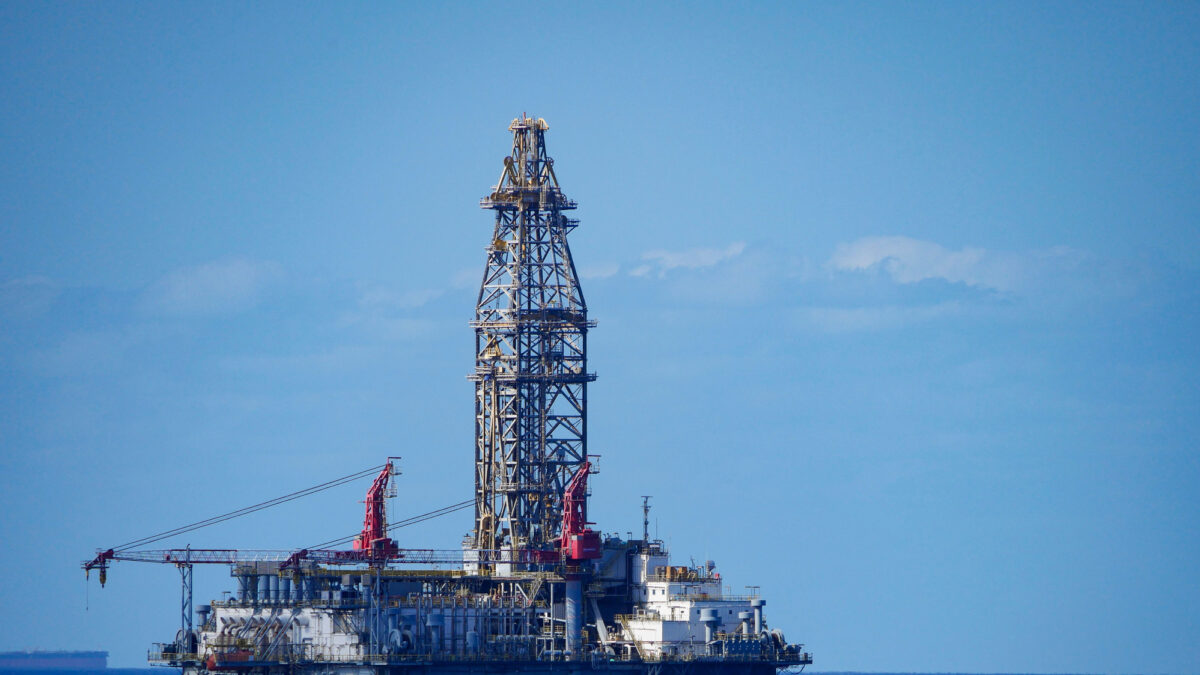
[642,496,652,542]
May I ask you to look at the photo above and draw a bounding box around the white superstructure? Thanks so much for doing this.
[615,542,778,660]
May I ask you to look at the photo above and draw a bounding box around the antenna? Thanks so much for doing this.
[641,496,652,542]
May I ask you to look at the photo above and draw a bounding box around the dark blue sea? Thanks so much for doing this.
[0,670,179,675]
[0,670,1115,675]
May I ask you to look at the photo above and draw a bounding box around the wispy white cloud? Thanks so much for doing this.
[340,314,439,341]
[829,236,1091,294]
[0,276,60,318]
[579,263,620,280]
[141,259,283,316]
[790,235,1104,332]
[336,283,442,342]
[26,325,166,377]
[793,303,961,333]
[355,284,443,310]
[835,235,984,282]
[636,241,747,278]
[217,344,383,376]
[451,267,480,290]
[830,236,1005,288]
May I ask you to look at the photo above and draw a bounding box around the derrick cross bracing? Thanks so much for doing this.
[471,115,596,558]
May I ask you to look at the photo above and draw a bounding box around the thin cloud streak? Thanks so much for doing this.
[792,303,962,334]
[0,276,61,318]
[829,236,1086,293]
[634,241,747,278]
[140,259,283,316]
[579,263,620,280]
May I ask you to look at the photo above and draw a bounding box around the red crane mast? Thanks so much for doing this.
[353,460,400,561]
[561,460,601,560]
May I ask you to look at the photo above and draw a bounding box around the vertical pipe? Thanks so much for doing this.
[565,578,582,657]
[426,611,442,652]
[751,599,765,636]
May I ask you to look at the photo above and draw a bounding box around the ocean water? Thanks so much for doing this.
[0,670,1112,675]
[0,670,179,675]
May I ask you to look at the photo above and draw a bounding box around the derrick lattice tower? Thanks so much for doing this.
[471,116,595,555]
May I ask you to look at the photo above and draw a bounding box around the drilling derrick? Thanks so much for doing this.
[472,115,595,558]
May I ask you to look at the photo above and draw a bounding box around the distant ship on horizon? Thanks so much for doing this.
[0,651,108,671]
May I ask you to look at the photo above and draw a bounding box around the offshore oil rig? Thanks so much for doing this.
[83,116,812,675]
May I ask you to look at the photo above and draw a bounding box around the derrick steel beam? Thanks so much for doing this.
[471,116,595,558]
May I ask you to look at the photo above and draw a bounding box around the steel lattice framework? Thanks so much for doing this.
[470,116,595,556]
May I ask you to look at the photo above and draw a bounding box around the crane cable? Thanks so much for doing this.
[306,499,474,550]
[114,464,386,552]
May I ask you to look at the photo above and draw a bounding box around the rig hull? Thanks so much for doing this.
[153,541,809,674]
[185,663,790,675]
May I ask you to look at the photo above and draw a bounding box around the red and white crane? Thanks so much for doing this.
[83,459,408,586]
[560,460,601,561]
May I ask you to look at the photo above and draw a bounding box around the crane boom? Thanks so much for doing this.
[84,457,412,586]
[561,461,601,560]
[352,460,399,560]
[83,546,565,585]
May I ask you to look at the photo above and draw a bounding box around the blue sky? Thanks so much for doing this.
[1,2,1198,673]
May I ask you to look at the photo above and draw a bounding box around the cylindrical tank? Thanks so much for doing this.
[738,611,753,635]
[565,579,583,657]
[257,574,269,605]
[280,577,292,603]
[698,608,719,644]
[750,598,766,635]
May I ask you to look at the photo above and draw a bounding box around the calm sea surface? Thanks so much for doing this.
[0,670,1114,675]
